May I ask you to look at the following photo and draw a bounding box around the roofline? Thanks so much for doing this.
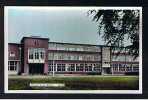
[48,42,105,47]
[48,42,127,48]
[8,41,127,48]
[8,43,20,45]
[8,37,127,48]
[21,37,49,42]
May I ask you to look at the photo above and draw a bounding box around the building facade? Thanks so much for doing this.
[8,37,139,75]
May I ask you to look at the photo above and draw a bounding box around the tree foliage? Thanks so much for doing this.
[88,10,140,58]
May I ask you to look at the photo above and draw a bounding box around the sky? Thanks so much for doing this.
[6,7,105,45]
[6,7,135,46]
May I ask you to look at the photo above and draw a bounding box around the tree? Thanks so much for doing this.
[88,10,140,58]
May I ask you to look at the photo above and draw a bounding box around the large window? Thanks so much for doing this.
[28,48,45,60]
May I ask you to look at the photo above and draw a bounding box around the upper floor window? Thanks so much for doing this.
[28,48,45,60]
[40,51,44,59]
[9,52,15,57]
[29,49,33,59]
[35,52,39,59]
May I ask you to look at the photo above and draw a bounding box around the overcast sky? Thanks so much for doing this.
[6,7,105,45]
[6,7,135,46]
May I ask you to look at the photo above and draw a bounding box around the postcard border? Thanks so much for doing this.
[4,6,143,94]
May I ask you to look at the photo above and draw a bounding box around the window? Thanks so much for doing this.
[28,48,45,60]
[71,55,75,60]
[29,49,33,59]
[35,51,39,59]
[48,63,56,72]
[9,52,15,57]
[57,64,65,71]
[132,64,139,72]
[40,51,44,59]
[85,64,90,71]
[74,55,79,60]
[67,55,71,60]
[119,64,125,71]
[80,64,84,71]
[48,63,53,71]
[85,64,92,71]
[79,56,83,60]
[57,64,62,71]
[94,64,101,72]
[58,54,62,60]
[8,61,17,71]
[94,55,100,61]
[133,66,139,72]
[48,53,53,60]
[69,64,75,71]
[126,64,132,72]
[86,55,91,61]
[76,64,83,71]
[61,64,66,71]
[112,63,118,71]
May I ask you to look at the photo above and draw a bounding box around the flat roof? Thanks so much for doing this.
[8,37,127,48]
[8,43,20,45]
[48,42,106,47]
[21,36,49,42]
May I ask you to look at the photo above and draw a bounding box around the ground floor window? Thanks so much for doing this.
[57,64,65,71]
[132,64,139,72]
[48,62,139,73]
[119,64,125,71]
[126,64,132,72]
[48,63,56,71]
[85,64,89,71]
[76,64,83,71]
[133,66,139,72]
[8,61,17,71]
[93,64,101,72]
[111,63,139,72]
[68,64,75,71]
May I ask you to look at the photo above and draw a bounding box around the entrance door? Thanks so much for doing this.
[102,67,111,75]
[29,64,44,74]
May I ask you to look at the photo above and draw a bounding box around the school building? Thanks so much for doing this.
[8,36,139,75]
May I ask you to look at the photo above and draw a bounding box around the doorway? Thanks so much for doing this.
[102,67,111,74]
[29,63,44,74]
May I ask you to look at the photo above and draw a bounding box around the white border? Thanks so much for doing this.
[4,6,142,94]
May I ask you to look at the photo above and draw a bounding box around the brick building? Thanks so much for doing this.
[8,36,139,75]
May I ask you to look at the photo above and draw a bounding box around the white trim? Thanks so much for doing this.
[4,6,142,94]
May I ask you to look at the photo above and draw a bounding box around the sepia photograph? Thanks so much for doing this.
[4,6,142,94]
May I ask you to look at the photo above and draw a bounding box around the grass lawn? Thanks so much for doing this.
[8,75,139,90]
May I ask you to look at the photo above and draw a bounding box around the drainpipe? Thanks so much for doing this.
[19,47,21,75]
